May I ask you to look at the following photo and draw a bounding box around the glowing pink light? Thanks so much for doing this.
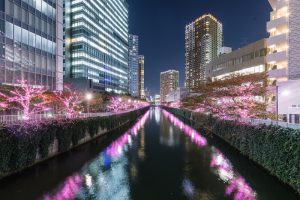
[161,109,256,200]
[105,111,150,158]
[0,80,49,120]
[210,149,257,200]
[162,110,207,147]
[107,97,150,113]
[55,86,82,118]
[226,177,256,200]
[43,174,82,200]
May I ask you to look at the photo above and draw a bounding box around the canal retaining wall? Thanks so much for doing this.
[0,107,149,179]
[162,106,300,195]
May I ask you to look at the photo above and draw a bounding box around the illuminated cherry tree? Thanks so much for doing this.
[55,86,82,118]
[183,73,271,120]
[0,80,49,120]
[107,97,149,113]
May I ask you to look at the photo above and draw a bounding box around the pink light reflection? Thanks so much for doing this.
[43,174,82,200]
[162,110,207,147]
[105,111,150,158]
[162,109,256,200]
[210,149,256,200]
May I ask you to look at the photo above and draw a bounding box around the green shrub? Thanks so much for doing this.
[165,107,300,195]
[0,107,149,178]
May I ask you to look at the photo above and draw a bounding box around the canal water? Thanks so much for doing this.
[0,107,298,200]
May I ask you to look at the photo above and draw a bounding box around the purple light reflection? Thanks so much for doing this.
[162,109,256,200]
[43,174,82,200]
[162,109,207,147]
[105,111,150,158]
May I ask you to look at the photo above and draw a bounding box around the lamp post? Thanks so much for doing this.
[86,93,93,117]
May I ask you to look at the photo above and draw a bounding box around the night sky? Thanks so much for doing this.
[127,0,272,96]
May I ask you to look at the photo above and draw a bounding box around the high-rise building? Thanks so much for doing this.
[0,0,63,90]
[138,55,145,99]
[185,14,223,92]
[129,34,139,97]
[267,0,300,123]
[160,70,179,103]
[64,0,129,94]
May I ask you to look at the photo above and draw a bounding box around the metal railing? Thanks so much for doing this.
[240,118,300,129]
[0,108,146,126]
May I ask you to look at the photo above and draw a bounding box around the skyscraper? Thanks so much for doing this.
[185,14,223,92]
[129,34,139,97]
[267,0,300,122]
[138,55,145,99]
[0,0,63,90]
[64,0,129,94]
[160,70,179,103]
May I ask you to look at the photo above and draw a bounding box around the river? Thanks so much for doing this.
[0,107,298,200]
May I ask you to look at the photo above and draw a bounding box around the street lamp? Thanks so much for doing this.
[86,93,93,115]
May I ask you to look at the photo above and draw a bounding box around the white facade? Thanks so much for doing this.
[165,88,189,103]
[267,0,300,123]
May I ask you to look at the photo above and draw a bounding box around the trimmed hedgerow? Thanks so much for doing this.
[163,106,300,195]
[0,107,149,178]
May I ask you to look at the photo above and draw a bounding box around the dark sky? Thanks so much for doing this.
[127,0,272,96]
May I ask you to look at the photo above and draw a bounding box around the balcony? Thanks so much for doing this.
[268,68,287,78]
[267,50,287,63]
[267,16,288,32]
[267,33,288,47]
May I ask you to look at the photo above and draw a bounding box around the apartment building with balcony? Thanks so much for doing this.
[185,14,223,92]
[267,0,300,123]
[160,70,179,103]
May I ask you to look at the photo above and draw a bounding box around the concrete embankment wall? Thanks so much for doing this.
[0,107,149,179]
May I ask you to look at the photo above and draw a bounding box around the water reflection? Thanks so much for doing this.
[43,111,150,200]
[162,109,257,200]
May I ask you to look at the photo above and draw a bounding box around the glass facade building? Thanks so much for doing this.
[0,0,63,90]
[129,34,139,97]
[64,0,129,94]
[185,14,223,92]
[138,55,145,99]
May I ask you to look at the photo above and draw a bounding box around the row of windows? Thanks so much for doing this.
[20,0,56,19]
[213,49,267,71]
[1,42,56,75]
[71,44,127,74]
[5,22,56,54]
[5,1,56,37]
[0,64,56,89]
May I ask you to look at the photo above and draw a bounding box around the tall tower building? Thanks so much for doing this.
[185,14,223,92]
[160,70,179,103]
[64,0,129,94]
[138,55,145,99]
[129,35,139,97]
[0,0,63,90]
[267,0,300,123]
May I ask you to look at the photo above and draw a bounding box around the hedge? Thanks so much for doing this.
[0,107,148,178]
[163,106,300,194]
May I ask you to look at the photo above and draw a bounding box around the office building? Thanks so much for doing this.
[206,39,268,81]
[165,88,189,103]
[267,0,300,123]
[64,0,129,93]
[185,14,223,91]
[129,34,139,97]
[0,0,63,90]
[160,70,179,103]
[138,55,145,99]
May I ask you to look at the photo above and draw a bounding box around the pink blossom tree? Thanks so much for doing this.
[0,80,49,120]
[55,86,82,118]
